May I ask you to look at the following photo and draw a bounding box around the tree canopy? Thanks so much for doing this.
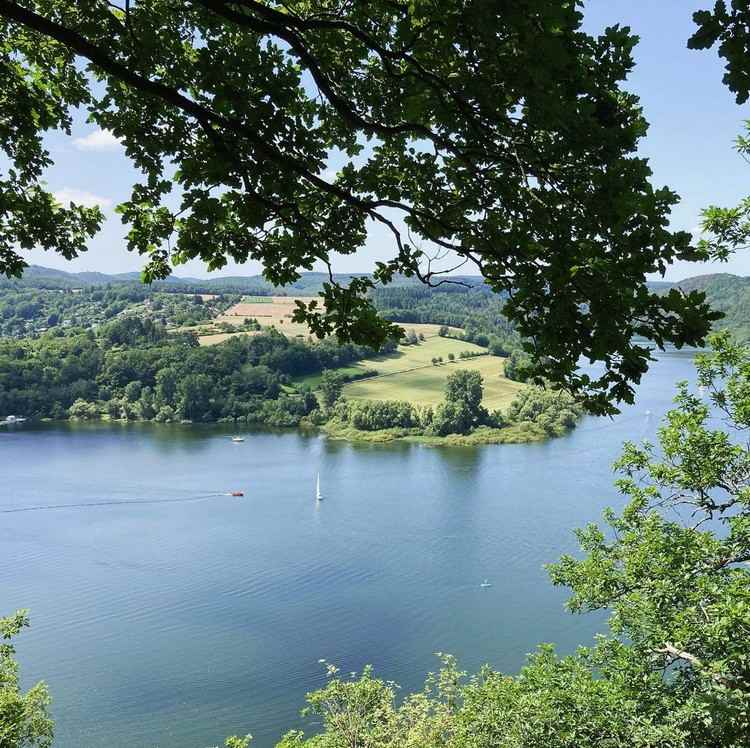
[689,4,750,283]
[690,1,750,104]
[0,0,725,413]
[0,610,53,748]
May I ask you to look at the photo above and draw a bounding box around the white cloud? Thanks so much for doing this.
[72,128,122,151]
[54,188,113,210]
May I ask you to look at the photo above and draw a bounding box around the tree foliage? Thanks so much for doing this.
[690,1,750,104]
[549,332,750,746]
[689,6,750,283]
[318,369,345,409]
[431,368,488,435]
[0,611,53,748]
[0,0,723,412]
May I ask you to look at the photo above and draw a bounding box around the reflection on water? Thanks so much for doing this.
[1,349,699,748]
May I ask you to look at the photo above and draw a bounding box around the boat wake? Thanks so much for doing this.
[0,493,229,514]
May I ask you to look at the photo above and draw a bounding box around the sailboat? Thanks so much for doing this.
[316,472,323,502]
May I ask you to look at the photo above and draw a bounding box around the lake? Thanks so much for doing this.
[1,349,697,748]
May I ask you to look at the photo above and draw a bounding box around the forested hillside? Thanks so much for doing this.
[7,266,750,343]
[673,274,750,341]
[0,319,385,424]
[0,284,241,338]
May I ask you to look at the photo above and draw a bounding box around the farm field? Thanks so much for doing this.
[198,330,261,346]
[218,297,463,340]
[390,323,463,339]
[293,335,488,388]
[362,336,488,373]
[218,296,315,337]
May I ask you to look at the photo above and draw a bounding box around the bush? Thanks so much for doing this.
[506,387,581,435]
[348,400,417,430]
[68,399,99,420]
[154,405,176,423]
[431,400,474,435]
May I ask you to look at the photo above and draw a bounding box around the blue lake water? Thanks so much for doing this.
[1,349,697,747]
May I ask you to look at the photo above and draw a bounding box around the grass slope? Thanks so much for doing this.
[324,336,524,410]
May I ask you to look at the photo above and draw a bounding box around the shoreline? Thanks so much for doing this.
[24,415,575,447]
[320,419,570,446]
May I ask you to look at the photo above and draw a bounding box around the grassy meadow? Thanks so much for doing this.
[295,335,525,410]
[343,349,523,409]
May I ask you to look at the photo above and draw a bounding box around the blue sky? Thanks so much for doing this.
[19,1,750,280]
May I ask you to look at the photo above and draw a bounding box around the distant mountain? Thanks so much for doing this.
[674,272,750,294]
[7,265,204,289]
[0,264,486,294]
[645,279,674,291]
[6,265,750,340]
[0,265,358,293]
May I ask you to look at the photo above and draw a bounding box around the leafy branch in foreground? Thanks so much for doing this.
[689,5,750,309]
[0,1,723,412]
[693,121,750,262]
[0,610,53,748]
[550,331,750,746]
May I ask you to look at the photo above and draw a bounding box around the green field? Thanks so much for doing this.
[320,336,525,410]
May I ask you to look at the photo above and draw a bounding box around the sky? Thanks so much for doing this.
[14,0,750,281]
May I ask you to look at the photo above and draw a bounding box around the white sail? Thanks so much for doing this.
[316,472,322,501]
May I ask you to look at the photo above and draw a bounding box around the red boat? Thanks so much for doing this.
[230,491,244,497]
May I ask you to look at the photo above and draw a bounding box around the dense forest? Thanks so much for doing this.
[0,319,386,425]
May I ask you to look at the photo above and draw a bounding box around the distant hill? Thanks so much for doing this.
[0,265,361,293]
[670,273,750,342]
[0,265,486,294]
[5,265,750,341]
[3,264,207,290]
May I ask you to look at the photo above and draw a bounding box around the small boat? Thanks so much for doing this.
[1,415,26,426]
[480,579,492,588]
[231,436,245,443]
[230,491,244,497]
[316,472,323,502]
